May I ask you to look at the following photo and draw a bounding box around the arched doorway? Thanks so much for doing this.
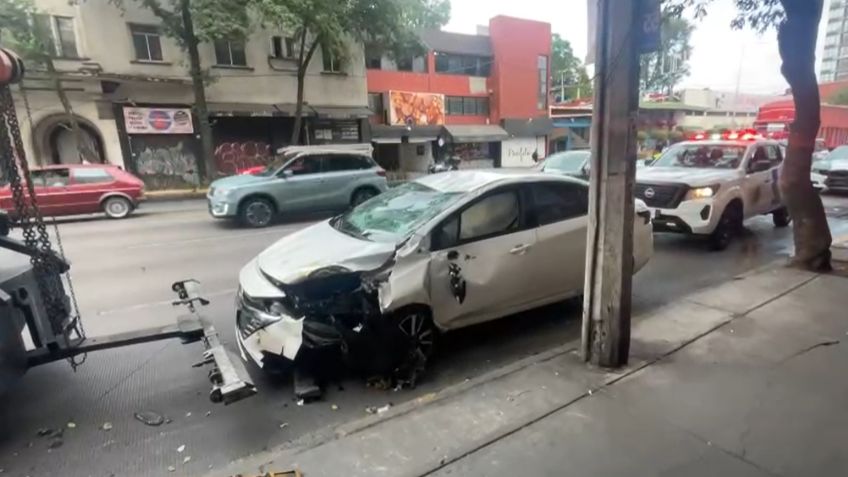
[32,114,105,165]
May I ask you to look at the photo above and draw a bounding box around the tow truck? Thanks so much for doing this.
[0,48,255,404]
[636,129,790,250]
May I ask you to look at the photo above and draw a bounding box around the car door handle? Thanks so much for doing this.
[510,244,532,255]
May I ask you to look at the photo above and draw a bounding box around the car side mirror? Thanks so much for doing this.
[279,169,293,178]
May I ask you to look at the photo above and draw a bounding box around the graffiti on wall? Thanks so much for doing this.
[214,141,273,176]
[133,140,199,190]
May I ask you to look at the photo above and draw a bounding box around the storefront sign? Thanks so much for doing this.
[123,107,194,135]
[502,137,540,167]
[388,91,445,126]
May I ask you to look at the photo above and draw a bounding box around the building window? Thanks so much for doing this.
[322,48,343,72]
[270,35,296,59]
[435,53,491,76]
[446,96,489,116]
[538,55,548,110]
[130,25,163,62]
[34,15,79,58]
[214,39,247,66]
[368,93,384,118]
[365,46,383,69]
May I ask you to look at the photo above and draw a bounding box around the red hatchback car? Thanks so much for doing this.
[0,164,145,219]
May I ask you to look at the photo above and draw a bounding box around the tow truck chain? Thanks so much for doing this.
[0,55,86,368]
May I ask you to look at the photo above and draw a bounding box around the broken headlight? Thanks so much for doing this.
[237,288,289,337]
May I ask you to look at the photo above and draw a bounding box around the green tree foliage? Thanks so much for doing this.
[112,0,253,180]
[0,0,98,163]
[551,34,593,100]
[639,12,694,94]
[253,0,450,144]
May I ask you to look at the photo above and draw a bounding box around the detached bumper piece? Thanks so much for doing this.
[193,318,257,405]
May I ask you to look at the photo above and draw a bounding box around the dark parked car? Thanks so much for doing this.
[0,164,145,219]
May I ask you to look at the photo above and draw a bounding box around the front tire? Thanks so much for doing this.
[238,197,275,228]
[103,196,132,219]
[709,205,742,251]
[773,207,791,228]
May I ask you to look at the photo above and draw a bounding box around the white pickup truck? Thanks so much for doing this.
[636,138,789,250]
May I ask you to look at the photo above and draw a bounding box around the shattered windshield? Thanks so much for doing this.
[332,182,462,242]
[652,144,746,169]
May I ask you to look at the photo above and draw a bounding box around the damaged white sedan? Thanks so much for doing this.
[235,170,654,383]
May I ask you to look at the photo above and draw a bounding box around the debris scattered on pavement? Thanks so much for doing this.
[167,465,176,472]
[177,444,186,453]
[66,421,76,429]
[377,404,392,414]
[365,406,378,415]
[185,412,192,418]
[331,404,339,411]
[279,422,289,429]
[134,411,165,427]
[36,428,54,437]
[296,399,305,407]
[588,389,593,395]
[102,422,113,431]
[165,417,173,424]
[48,438,63,449]
[183,456,191,464]
[506,390,530,402]
[205,411,212,417]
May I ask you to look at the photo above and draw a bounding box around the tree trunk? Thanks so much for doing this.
[290,32,320,145]
[45,60,92,164]
[180,0,214,183]
[778,0,832,270]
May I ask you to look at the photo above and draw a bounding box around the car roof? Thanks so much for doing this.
[415,169,587,193]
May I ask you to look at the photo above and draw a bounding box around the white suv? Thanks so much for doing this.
[636,138,789,250]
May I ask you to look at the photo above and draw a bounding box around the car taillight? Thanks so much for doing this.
[376,169,386,177]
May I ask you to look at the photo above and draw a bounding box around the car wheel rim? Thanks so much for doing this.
[108,200,128,216]
[246,203,271,226]
[398,312,435,358]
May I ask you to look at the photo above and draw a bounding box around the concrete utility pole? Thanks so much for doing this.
[581,0,645,367]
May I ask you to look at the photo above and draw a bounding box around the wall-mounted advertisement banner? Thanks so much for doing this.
[388,91,445,126]
[123,107,194,134]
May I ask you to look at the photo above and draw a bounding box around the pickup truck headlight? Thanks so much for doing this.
[686,185,720,200]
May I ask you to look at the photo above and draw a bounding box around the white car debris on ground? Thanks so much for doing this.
[637,134,791,251]
[234,170,654,395]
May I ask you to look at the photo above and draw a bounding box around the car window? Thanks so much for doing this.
[766,145,782,167]
[73,168,114,184]
[653,144,746,169]
[529,182,588,226]
[324,155,373,172]
[284,155,322,176]
[31,169,70,187]
[433,190,521,249]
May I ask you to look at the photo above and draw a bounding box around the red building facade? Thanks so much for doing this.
[366,16,552,176]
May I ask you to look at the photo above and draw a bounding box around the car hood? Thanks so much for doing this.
[210,174,270,189]
[256,220,397,285]
[824,159,848,171]
[637,167,740,185]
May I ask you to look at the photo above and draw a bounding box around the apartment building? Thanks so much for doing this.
[822,0,848,82]
[12,0,370,188]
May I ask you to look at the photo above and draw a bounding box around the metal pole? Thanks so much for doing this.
[581,0,641,367]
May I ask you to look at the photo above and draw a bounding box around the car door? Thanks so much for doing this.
[68,167,116,214]
[427,186,538,329]
[523,181,590,304]
[321,154,369,209]
[272,154,327,212]
[30,168,71,216]
[742,145,776,218]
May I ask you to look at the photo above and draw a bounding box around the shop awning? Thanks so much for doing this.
[502,117,554,137]
[208,102,297,117]
[444,125,509,143]
[310,105,374,119]
[371,125,443,144]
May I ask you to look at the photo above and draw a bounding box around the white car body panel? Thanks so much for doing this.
[235,171,654,368]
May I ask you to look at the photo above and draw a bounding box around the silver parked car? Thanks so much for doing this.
[208,146,389,227]
[538,150,590,178]
[235,170,654,382]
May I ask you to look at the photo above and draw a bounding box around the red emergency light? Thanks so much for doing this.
[688,129,762,142]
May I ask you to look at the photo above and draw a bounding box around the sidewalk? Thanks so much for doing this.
[144,188,208,202]
[216,264,848,477]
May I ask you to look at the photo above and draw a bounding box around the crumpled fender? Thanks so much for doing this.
[376,234,433,315]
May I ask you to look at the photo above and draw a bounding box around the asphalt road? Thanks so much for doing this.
[2,196,848,477]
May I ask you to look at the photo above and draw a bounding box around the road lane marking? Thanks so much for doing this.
[123,225,311,250]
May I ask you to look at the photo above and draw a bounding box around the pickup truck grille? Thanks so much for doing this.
[634,183,688,209]
[825,170,848,189]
